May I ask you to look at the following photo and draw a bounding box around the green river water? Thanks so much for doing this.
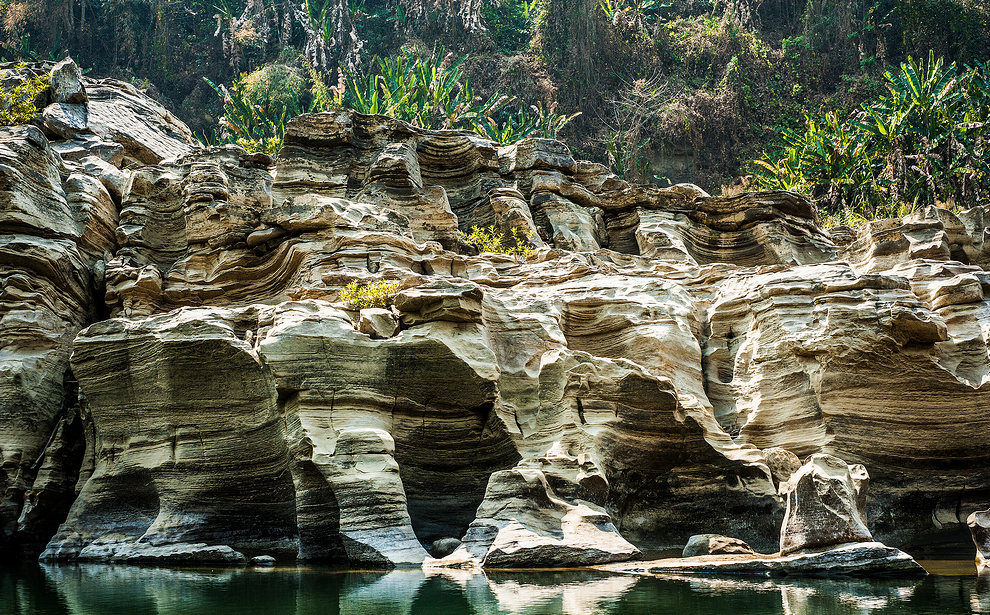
[0,561,984,614]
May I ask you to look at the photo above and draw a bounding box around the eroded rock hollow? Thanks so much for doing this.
[2,60,989,567]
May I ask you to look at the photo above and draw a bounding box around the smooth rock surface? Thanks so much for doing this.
[0,124,116,554]
[682,534,756,558]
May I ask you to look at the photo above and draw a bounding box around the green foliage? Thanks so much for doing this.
[0,65,48,126]
[207,47,580,152]
[205,71,292,154]
[752,52,990,220]
[237,64,307,118]
[599,0,673,23]
[464,225,537,257]
[341,48,497,128]
[325,47,580,144]
[895,0,990,66]
[473,102,580,144]
[339,280,400,310]
[303,0,340,47]
[309,64,345,112]
[482,0,545,53]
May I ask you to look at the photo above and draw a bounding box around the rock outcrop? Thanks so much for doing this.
[2,59,990,568]
[972,510,989,573]
[600,541,926,577]
[682,534,756,558]
[0,122,116,554]
[779,455,873,555]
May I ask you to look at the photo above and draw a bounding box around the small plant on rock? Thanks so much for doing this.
[464,225,537,257]
[0,65,49,126]
[340,280,400,310]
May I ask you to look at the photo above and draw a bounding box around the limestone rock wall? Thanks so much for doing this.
[0,124,116,554]
[3,60,990,566]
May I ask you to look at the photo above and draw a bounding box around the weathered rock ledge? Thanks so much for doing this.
[597,542,926,578]
[1,59,989,570]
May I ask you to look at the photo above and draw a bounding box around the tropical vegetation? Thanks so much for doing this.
[0,64,48,125]
[2,0,990,222]
[206,47,580,152]
[753,52,990,224]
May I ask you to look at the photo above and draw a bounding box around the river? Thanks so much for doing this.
[1,561,984,614]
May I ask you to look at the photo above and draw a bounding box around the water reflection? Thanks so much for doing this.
[973,573,990,614]
[0,564,983,615]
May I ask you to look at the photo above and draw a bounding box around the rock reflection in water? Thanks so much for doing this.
[0,564,980,614]
[973,573,990,614]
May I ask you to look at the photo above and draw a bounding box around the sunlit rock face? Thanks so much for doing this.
[40,309,298,563]
[3,59,990,566]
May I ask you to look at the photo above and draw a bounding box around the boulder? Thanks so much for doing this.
[250,555,277,567]
[50,58,87,104]
[762,447,802,488]
[970,509,990,573]
[358,308,399,339]
[430,538,462,558]
[42,103,89,139]
[779,454,873,555]
[448,465,639,568]
[682,534,756,558]
[393,281,484,326]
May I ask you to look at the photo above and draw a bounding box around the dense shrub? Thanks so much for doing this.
[0,64,48,126]
[464,225,536,256]
[208,47,580,152]
[482,0,545,53]
[340,280,400,310]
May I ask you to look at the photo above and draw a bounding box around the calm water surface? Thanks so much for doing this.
[1,561,985,614]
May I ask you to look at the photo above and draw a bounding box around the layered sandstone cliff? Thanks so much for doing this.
[2,60,989,567]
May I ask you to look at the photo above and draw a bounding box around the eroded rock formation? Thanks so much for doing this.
[779,455,872,555]
[2,59,989,567]
[972,510,989,573]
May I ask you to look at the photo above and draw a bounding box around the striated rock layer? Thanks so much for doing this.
[1,60,989,566]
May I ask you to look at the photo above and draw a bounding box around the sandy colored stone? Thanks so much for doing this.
[762,447,802,488]
[358,308,399,338]
[0,83,988,569]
